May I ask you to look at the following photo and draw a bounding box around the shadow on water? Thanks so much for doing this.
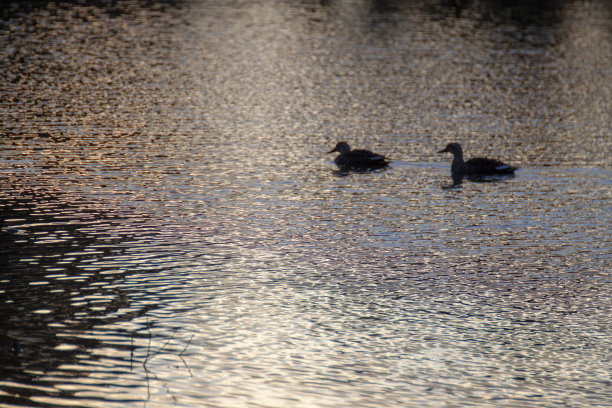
[0,183,197,406]
[322,0,570,24]
[0,184,170,406]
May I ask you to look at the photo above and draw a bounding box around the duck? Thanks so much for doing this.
[328,141,389,169]
[438,142,517,185]
[438,142,517,175]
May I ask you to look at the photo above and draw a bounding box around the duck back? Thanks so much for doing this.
[465,157,516,175]
[335,149,388,167]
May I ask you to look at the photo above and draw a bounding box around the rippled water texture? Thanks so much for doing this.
[1,0,611,407]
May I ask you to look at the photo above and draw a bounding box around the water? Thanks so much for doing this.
[1,0,611,407]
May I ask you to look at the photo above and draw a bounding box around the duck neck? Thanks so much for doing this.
[451,152,466,173]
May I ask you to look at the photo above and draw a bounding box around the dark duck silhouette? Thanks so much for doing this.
[438,142,517,186]
[328,141,389,170]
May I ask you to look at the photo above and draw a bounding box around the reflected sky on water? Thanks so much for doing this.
[1,0,611,407]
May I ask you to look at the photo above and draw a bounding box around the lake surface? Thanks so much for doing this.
[1,0,611,407]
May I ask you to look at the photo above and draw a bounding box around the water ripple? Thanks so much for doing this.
[1,0,611,407]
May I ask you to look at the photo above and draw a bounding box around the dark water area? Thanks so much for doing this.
[1,0,611,407]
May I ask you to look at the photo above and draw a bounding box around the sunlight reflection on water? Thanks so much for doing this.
[1,0,611,407]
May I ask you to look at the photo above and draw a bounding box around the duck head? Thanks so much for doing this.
[438,142,463,156]
[328,141,351,154]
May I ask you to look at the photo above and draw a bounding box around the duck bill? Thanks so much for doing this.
[327,148,338,154]
[438,148,448,153]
